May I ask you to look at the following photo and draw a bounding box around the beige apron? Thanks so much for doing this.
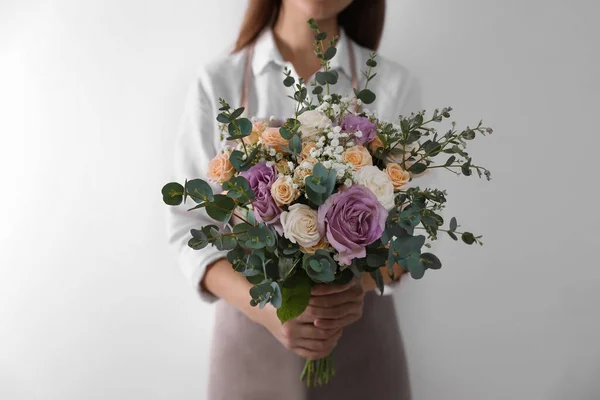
[207,39,411,400]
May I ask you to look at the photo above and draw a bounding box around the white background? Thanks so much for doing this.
[1,0,599,399]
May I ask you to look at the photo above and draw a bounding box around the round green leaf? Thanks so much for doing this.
[358,89,376,104]
[237,118,253,136]
[461,232,476,245]
[185,179,213,203]
[324,47,337,60]
[205,194,235,223]
[161,182,184,206]
[421,253,442,270]
[188,229,208,250]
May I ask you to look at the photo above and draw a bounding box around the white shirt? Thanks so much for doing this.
[166,28,422,303]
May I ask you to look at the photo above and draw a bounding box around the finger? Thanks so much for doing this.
[305,302,362,320]
[314,313,361,329]
[311,278,358,296]
[295,325,342,340]
[309,288,364,308]
[292,347,331,361]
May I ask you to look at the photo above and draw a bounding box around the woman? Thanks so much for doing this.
[167,0,421,398]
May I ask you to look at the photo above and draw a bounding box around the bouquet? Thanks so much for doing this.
[162,19,493,387]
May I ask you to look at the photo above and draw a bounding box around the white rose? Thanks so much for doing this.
[280,204,322,248]
[298,110,331,140]
[354,165,396,211]
[385,142,419,168]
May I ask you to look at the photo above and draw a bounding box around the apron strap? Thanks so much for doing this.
[240,34,359,115]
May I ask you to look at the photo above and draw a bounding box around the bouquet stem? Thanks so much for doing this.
[301,355,335,387]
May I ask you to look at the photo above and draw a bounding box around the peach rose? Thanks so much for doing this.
[275,159,291,175]
[270,176,300,206]
[343,145,373,171]
[300,142,317,160]
[207,151,235,183]
[385,163,411,189]
[368,136,384,154]
[260,127,289,153]
[244,121,266,145]
[293,167,312,186]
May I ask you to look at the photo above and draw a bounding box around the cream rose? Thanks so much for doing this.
[300,237,330,254]
[385,142,419,168]
[207,151,235,183]
[244,120,266,145]
[354,165,395,211]
[298,110,331,140]
[343,145,373,171]
[385,163,411,189]
[280,204,322,248]
[270,176,300,206]
[260,127,289,153]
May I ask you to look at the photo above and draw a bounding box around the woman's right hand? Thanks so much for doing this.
[259,305,343,360]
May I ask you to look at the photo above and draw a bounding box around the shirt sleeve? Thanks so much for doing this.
[165,72,228,303]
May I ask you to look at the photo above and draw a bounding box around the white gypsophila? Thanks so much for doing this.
[323,160,332,169]
[323,95,332,101]
[354,165,395,211]
[330,138,339,147]
[335,146,344,154]
[298,110,331,140]
[332,104,341,115]
[275,153,283,161]
[344,178,353,187]
[333,126,342,134]
[354,130,363,138]
[301,161,312,169]
[327,132,334,140]
[266,161,274,167]
[287,161,294,171]
[280,204,321,248]
[269,148,276,156]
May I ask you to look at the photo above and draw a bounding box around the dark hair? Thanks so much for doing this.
[232,0,386,53]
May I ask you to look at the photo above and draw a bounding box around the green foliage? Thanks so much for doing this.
[185,179,213,203]
[249,280,282,309]
[161,182,184,206]
[245,225,275,249]
[229,147,258,172]
[223,176,255,204]
[277,272,312,323]
[303,250,337,283]
[305,163,336,206]
[370,269,384,294]
[188,229,209,250]
[205,194,235,223]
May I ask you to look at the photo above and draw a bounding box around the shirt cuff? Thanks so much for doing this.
[180,245,228,303]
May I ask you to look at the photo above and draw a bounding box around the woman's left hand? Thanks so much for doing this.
[305,278,365,330]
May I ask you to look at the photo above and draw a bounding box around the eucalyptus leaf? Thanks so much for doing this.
[188,229,208,250]
[205,194,235,223]
[185,179,214,203]
[161,182,184,206]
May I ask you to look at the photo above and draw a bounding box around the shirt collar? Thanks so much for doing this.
[251,28,354,80]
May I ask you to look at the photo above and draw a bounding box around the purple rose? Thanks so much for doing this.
[241,162,282,227]
[317,185,387,265]
[341,114,377,145]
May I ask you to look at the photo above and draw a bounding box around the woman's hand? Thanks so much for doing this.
[306,277,366,330]
[260,306,343,360]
